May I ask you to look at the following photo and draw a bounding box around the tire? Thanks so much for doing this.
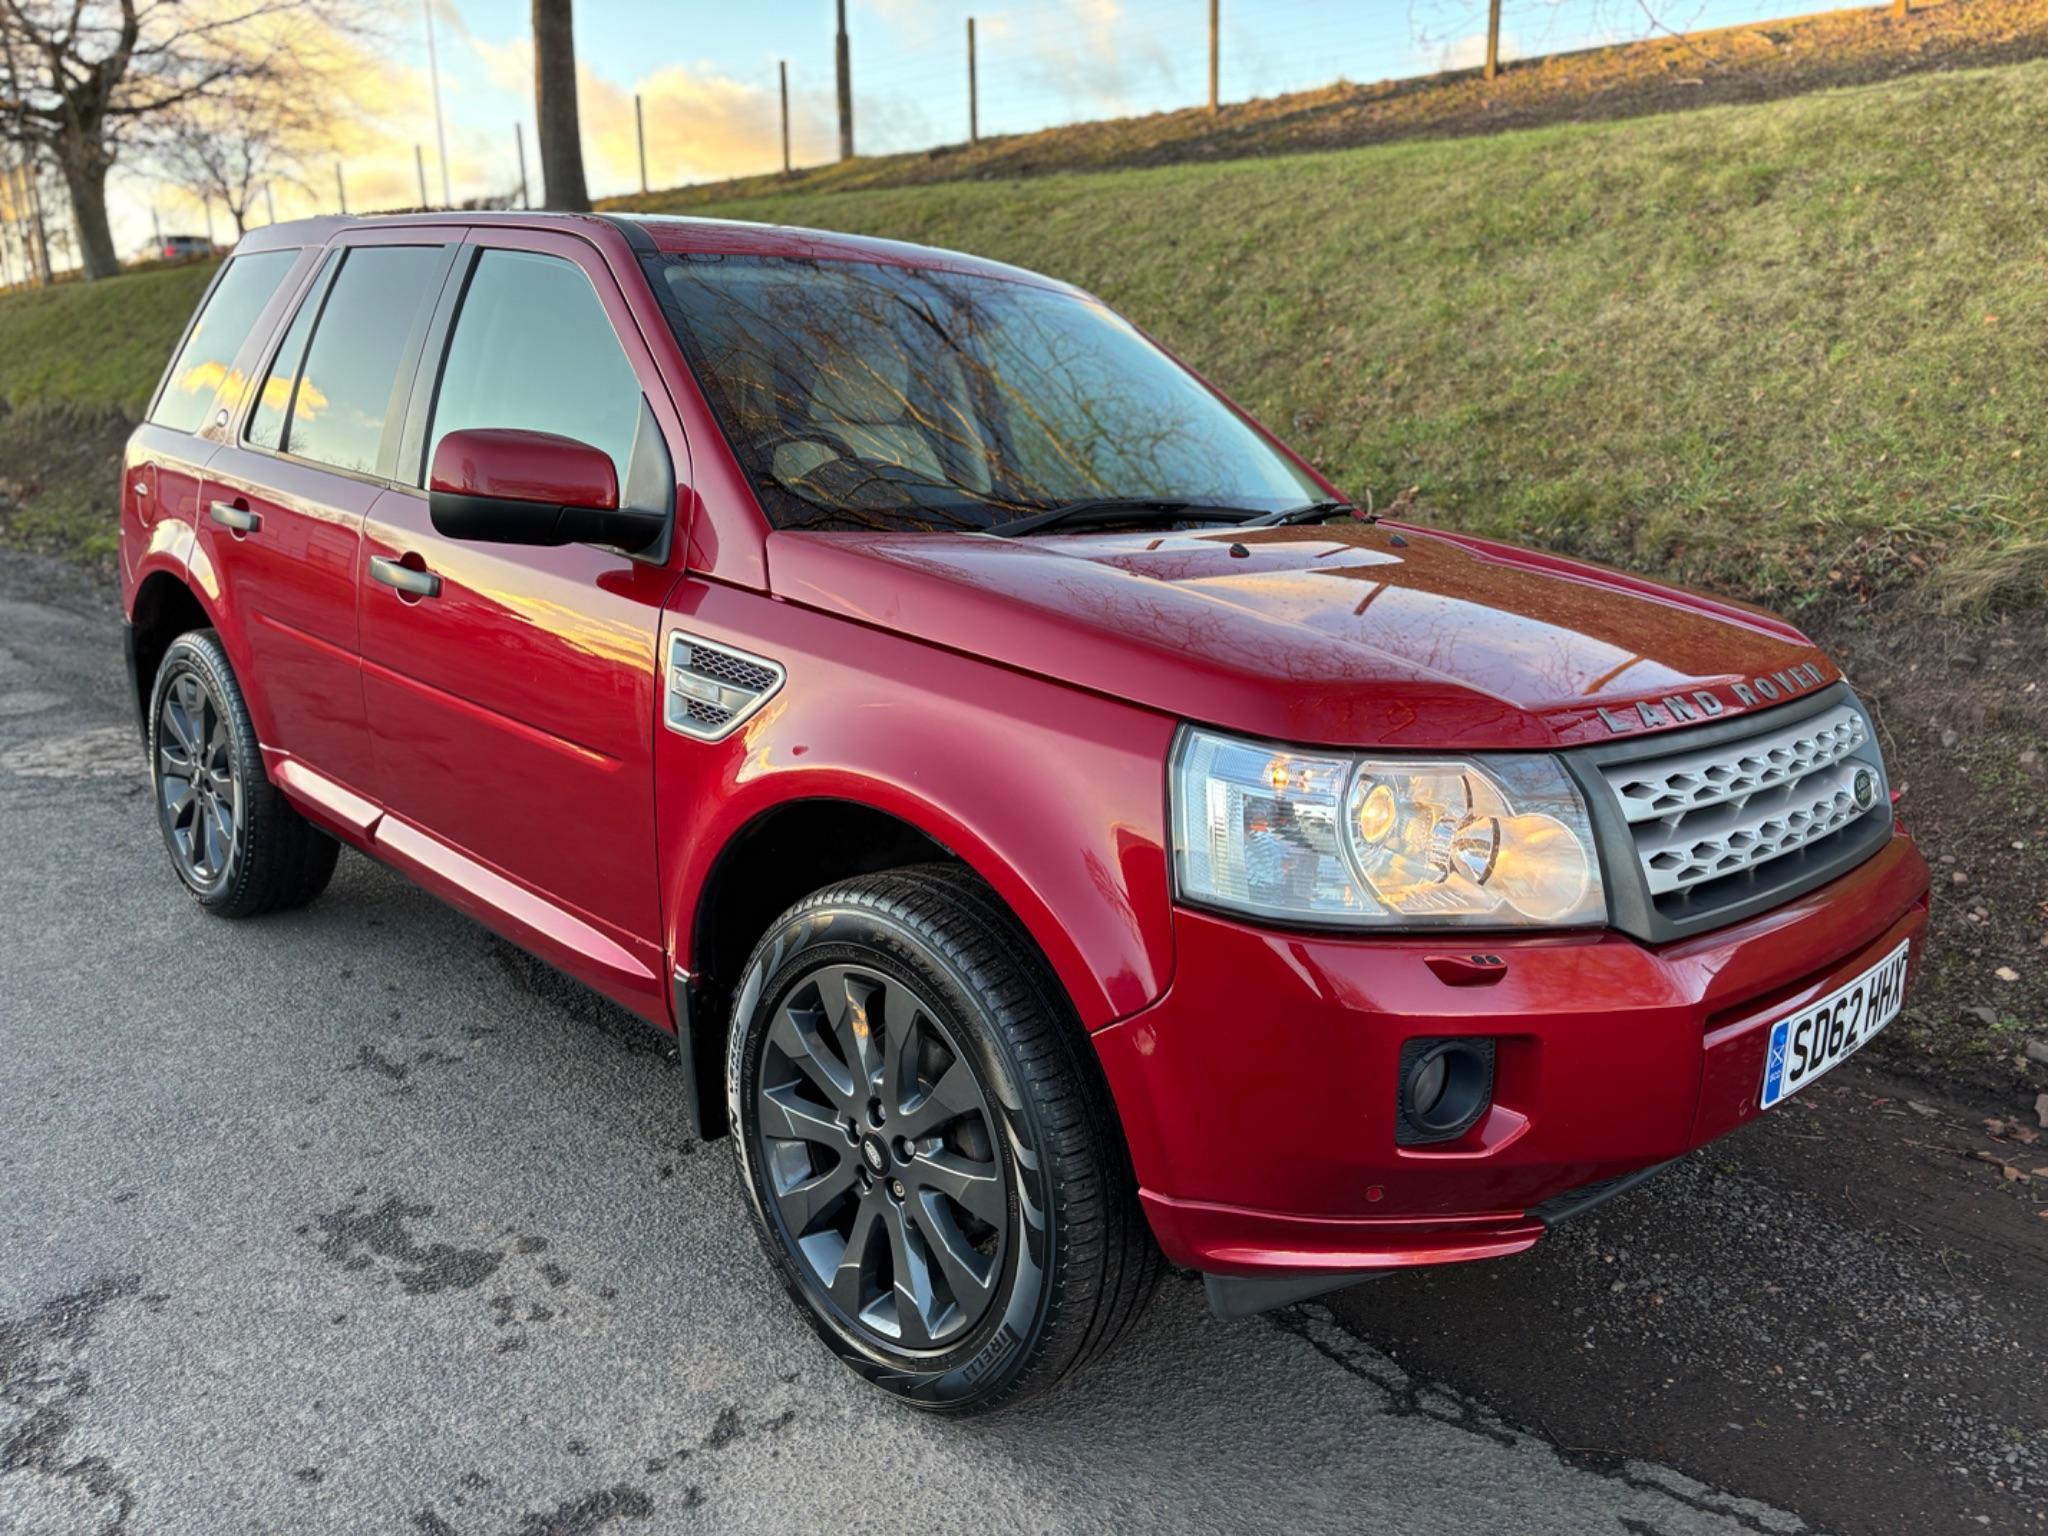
[726,864,1160,1411]
[147,629,338,918]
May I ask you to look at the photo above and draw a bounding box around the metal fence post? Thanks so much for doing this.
[968,18,979,146]
[515,124,530,208]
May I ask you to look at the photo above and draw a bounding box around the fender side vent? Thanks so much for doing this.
[663,632,785,742]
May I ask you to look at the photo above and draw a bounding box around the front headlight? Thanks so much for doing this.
[1170,726,1607,929]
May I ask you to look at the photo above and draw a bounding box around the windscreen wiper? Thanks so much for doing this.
[982,498,1261,538]
[1236,499,1369,528]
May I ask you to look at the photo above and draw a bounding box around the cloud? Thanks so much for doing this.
[1435,27,1525,71]
[470,31,834,190]
[981,0,1179,122]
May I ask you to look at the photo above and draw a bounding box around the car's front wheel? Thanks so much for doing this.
[148,629,338,917]
[727,864,1159,1411]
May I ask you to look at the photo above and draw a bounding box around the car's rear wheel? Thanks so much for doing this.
[148,629,338,917]
[727,864,1159,1411]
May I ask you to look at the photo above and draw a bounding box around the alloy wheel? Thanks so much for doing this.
[754,962,1009,1352]
[156,669,239,889]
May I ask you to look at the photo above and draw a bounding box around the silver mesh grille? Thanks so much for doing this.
[664,633,784,742]
[1599,701,1884,901]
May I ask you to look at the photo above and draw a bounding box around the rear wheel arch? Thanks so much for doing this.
[128,571,214,735]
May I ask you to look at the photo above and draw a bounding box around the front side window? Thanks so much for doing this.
[428,249,644,487]
[283,245,447,476]
[645,253,1321,533]
[149,250,297,434]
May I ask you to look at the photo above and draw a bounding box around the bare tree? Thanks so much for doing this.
[532,0,588,212]
[0,0,358,280]
[156,89,306,238]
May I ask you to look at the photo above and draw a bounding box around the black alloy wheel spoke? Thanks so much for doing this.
[907,1189,997,1313]
[879,1192,941,1348]
[913,1147,1006,1226]
[155,669,237,888]
[757,961,1009,1352]
[894,1058,981,1140]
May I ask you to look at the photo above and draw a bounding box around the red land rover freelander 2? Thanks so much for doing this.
[120,213,1930,1411]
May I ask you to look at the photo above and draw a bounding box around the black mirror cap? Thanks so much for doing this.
[429,490,666,554]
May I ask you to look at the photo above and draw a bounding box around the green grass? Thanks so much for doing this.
[4,62,2048,607]
[650,60,2048,611]
[0,260,216,416]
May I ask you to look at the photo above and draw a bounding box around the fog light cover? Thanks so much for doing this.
[1396,1037,1495,1146]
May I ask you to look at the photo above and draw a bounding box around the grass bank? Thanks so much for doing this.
[650,59,2048,614]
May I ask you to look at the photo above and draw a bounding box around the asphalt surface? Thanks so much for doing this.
[1,548,2041,1536]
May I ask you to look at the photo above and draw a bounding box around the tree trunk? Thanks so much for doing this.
[54,136,120,281]
[532,0,591,212]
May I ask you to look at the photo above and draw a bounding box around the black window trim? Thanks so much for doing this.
[228,236,466,492]
[237,246,340,455]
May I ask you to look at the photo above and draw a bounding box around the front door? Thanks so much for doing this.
[357,229,687,1010]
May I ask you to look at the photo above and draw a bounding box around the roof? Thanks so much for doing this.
[233,210,1081,295]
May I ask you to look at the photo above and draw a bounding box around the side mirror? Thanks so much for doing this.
[428,427,664,553]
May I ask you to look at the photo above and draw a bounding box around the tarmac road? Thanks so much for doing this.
[1,549,2040,1536]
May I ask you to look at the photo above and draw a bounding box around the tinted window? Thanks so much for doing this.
[246,254,334,451]
[647,254,1320,533]
[285,245,446,476]
[428,250,643,486]
[149,250,297,434]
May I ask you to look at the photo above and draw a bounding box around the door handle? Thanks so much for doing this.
[369,554,442,599]
[209,501,259,533]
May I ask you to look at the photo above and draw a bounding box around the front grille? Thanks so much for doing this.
[1608,702,1872,896]
[1573,685,1892,940]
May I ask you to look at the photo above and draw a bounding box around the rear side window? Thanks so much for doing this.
[246,254,334,451]
[280,245,446,476]
[149,250,297,434]
[428,249,643,486]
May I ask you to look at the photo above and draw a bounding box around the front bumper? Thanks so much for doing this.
[1093,827,1930,1288]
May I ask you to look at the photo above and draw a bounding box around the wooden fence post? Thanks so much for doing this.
[968,18,979,146]
[1209,0,1220,112]
[780,62,792,174]
[636,93,648,193]
[836,0,855,160]
[1484,0,1502,81]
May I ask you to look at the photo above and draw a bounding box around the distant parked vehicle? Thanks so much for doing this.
[156,236,214,263]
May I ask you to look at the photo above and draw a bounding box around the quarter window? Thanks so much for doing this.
[428,249,643,487]
[148,250,297,435]
[283,245,447,476]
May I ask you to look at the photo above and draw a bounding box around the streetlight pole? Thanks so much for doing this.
[424,0,453,205]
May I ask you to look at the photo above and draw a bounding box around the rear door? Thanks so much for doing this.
[200,229,460,795]
[357,227,688,1011]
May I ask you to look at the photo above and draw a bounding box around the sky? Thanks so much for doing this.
[100,0,1783,256]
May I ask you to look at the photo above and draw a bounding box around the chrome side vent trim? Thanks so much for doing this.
[663,632,785,742]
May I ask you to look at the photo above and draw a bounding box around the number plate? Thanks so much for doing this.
[1760,940,1911,1110]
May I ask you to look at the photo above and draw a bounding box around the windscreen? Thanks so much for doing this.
[646,253,1322,532]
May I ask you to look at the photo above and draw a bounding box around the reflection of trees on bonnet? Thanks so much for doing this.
[648,254,1319,533]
